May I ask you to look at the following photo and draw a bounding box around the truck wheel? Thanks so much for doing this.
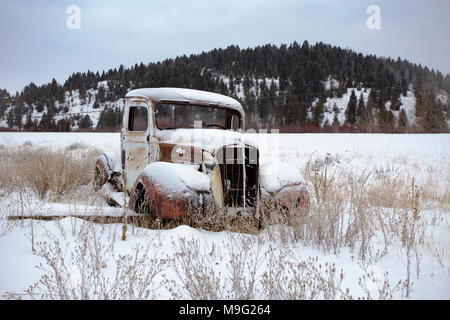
[133,183,150,214]
[93,154,123,192]
[93,160,108,191]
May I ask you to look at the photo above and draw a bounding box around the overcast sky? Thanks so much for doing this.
[1,0,449,94]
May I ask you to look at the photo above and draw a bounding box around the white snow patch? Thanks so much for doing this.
[259,161,303,194]
[142,162,210,193]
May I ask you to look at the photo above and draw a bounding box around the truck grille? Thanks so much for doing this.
[216,145,259,207]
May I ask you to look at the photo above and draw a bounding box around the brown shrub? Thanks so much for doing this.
[0,146,101,201]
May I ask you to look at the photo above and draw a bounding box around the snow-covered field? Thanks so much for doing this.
[0,132,449,299]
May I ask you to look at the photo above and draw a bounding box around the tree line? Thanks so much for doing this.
[1,41,448,132]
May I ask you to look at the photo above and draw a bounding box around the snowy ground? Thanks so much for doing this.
[0,132,449,299]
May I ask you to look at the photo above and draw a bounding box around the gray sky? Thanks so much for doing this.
[1,0,449,94]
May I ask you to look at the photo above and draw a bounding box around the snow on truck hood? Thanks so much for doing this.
[155,129,257,153]
[142,162,210,195]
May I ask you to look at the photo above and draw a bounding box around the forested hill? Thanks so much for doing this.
[1,41,449,132]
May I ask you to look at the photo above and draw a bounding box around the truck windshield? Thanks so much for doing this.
[156,103,233,130]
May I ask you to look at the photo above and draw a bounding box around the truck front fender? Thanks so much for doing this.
[129,162,212,219]
[259,161,310,210]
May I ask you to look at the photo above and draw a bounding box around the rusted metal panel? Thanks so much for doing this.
[158,142,203,164]
[123,140,148,190]
[273,183,310,209]
[138,175,195,219]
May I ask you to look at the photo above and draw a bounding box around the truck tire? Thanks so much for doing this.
[94,159,108,191]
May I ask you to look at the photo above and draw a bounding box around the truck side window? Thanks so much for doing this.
[128,106,148,131]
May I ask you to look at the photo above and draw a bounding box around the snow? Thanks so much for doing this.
[259,161,303,194]
[322,88,371,126]
[0,195,134,218]
[126,87,245,116]
[436,91,448,106]
[142,162,210,193]
[400,90,417,124]
[323,76,340,91]
[216,73,279,101]
[320,87,420,127]
[98,152,122,176]
[0,132,449,299]
[0,132,120,155]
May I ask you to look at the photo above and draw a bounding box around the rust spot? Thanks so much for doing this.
[127,145,147,171]
[275,183,310,210]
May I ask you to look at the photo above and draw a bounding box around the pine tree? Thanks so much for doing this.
[56,118,71,132]
[376,106,395,133]
[257,92,270,123]
[285,95,299,125]
[421,99,446,132]
[415,88,446,132]
[269,80,277,104]
[359,107,372,132]
[243,75,251,96]
[390,93,402,111]
[0,99,6,120]
[357,92,365,117]
[397,108,409,132]
[345,89,358,125]
[298,101,308,125]
[228,75,235,94]
[332,112,340,132]
[312,99,324,127]
[24,114,35,130]
[79,86,86,103]
[97,85,106,103]
[7,109,14,128]
[38,112,56,131]
[78,114,93,129]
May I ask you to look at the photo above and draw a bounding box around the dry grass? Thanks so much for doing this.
[0,146,101,201]
[163,234,356,300]
[128,150,444,268]
[4,219,165,300]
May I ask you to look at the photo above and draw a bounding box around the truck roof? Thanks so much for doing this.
[125,87,245,117]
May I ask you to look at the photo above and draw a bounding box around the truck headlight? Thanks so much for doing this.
[202,151,216,173]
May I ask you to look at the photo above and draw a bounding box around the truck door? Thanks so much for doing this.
[121,100,150,191]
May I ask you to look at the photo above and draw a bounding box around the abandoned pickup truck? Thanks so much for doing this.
[94,88,309,219]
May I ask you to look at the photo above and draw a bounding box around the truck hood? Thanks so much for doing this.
[155,129,258,154]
